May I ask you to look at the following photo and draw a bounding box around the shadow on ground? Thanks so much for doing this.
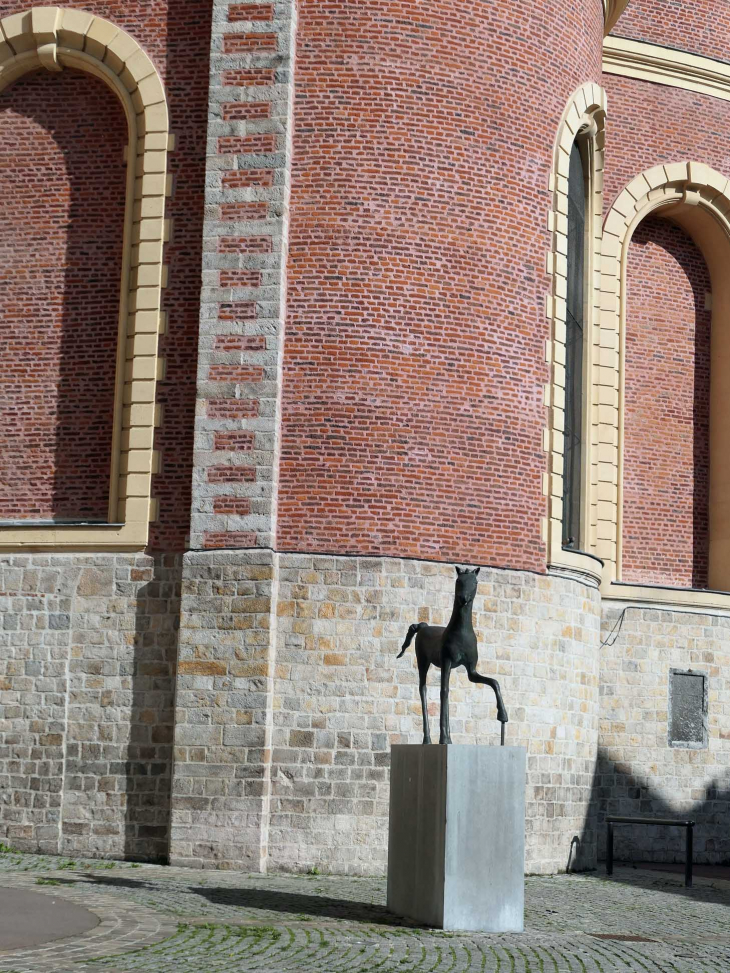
[48,872,420,928]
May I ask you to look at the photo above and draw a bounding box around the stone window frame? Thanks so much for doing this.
[0,7,171,552]
[600,161,730,611]
[545,82,607,587]
[668,668,708,750]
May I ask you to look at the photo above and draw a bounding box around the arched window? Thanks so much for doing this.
[0,8,170,552]
[545,83,606,580]
[562,140,588,550]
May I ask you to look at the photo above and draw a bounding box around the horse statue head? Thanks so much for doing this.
[454,565,480,608]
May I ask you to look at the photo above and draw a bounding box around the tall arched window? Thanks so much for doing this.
[562,140,588,550]
[546,83,606,576]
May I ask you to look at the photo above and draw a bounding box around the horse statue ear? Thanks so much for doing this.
[455,565,463,575]
[474,567,480,576]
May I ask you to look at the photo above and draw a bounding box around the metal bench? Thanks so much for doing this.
[606,816,695,888]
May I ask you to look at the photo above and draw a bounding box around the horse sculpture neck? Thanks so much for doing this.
[446,597,475,633]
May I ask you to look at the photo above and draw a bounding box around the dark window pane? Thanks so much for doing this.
[670,672,705,745]
[563,141,586,549]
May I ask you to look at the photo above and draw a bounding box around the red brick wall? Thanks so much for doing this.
[602,77,730,587]
[622,218,710,588]
[0,69,125,522]
[603,77,730,210]
[612,0,730,62]
[278,0,603,567]
[0,1,212,547]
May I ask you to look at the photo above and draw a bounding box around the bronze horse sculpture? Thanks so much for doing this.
[398,566,509,745]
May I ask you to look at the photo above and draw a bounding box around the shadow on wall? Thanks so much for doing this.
[625,217,711,589]
[575,747,730,880]
[0,66,126,523]
[125,555,182,863]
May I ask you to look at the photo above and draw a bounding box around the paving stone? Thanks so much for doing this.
[2,850,730,971]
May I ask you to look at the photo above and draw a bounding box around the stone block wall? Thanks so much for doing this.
[0,553,181,862]
[596,603,730,864]
[172,552,601,875]
[170,549,278,870]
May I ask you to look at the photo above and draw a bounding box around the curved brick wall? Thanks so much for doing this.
[0,69,126,522]
[603,77,730,210]
[603,77,730,588]
[612,0,730,63]
[278,0,603,568]
[622,218,711,588]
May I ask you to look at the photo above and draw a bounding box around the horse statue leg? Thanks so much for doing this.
[417,655,431,745]
[439,658,452,745]
[466,665,509,724]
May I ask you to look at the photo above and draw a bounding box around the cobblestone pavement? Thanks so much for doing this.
[2,850,730,972]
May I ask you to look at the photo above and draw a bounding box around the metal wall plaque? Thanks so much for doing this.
[669,670,706,748]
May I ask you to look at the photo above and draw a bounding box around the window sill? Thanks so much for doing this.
[602,579,730,615]
[0,520,148,552]
[549,548,604,588]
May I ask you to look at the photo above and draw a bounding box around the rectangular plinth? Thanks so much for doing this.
[387,744,526,932]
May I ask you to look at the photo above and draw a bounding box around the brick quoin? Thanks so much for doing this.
[219,269,263,287]
[213,497,252,515]
[0,0,213,550]
[222,169,275,189]
[278,0,603,568]
[218,134,277,155]
[207,399,260,419]
[222,102,272,121]
[209,364,264,382]
[222,68,276,86]
[215,335,265,350]
[220,202,269,221]
[218,235,272,253]
[204,531,257,548]
[214,431,256,451]
[217,304,257,322]
[222,32,277,54]
[207,466,257,483]
[622,218,710,589]
[228,3,274,22]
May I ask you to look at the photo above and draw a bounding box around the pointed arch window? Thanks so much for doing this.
[562,140,588,550]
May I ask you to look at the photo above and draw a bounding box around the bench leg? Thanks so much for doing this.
[685,824,693,888]
[607,822,613,876]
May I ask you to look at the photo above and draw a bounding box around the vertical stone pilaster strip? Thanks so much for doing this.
[190,0,297,552]
[172,0,296,870]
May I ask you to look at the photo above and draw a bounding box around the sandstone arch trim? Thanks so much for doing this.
[545,81,607,587]
[603,0,630,36]
[0,7,171,552]
[604,35,730,102]
[601,161,730,611]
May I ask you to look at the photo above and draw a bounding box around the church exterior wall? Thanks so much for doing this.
[5,0,730,881]
[0,552,181,862]
[276,0,603,569]
[0,0,213,551]
[597,602,730,865]
[170,554,601,875]
[610,0,730,64]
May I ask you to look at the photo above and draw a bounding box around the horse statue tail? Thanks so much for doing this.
[397,622,427,658]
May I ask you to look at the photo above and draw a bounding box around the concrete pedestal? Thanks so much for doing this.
[387,744,526,932]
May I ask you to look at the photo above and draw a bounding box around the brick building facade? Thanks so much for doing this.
[2,0,730,874]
